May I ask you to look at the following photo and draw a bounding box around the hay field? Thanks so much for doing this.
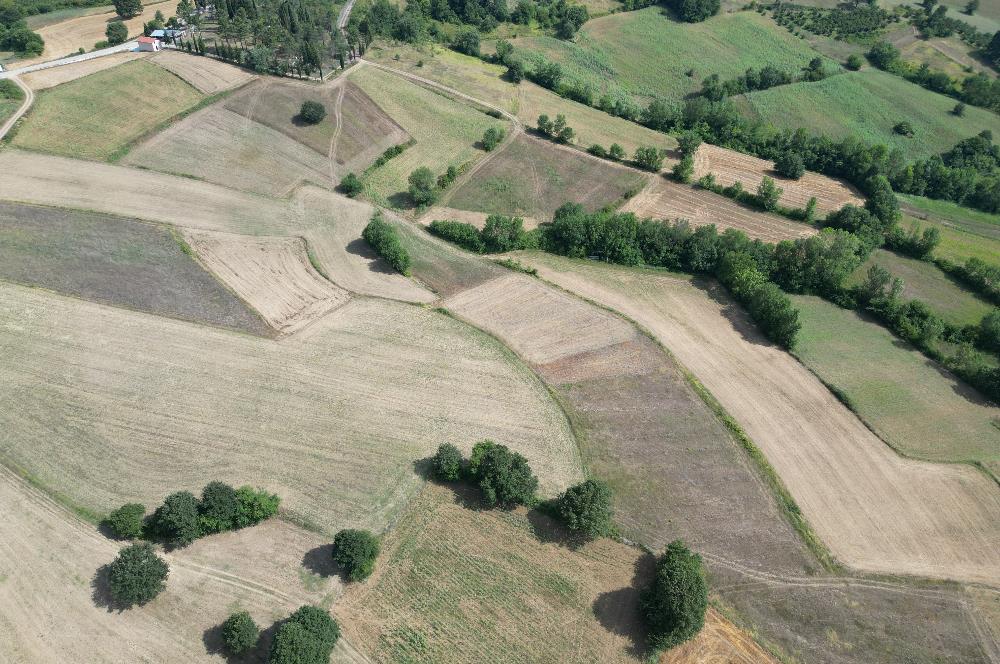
[621,178,816,243]
[792,294,1000,469]
[446,134,648,220]
[150,50,256,94]
[420,205,541,230]
[662,609,777,664]
[896,196,1000,264]
[0,281,581,533]
[512,252,1000,585]
[690,144,864,214]
[0,150,434,303]
[21,51,146,90]
[0,200,270,336]
[12,59,203,161]
[182,230,351,335]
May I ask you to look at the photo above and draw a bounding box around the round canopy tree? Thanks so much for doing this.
[105,503,145,539]
[641,539,708,651]
[557,479,613,537]
[222,611,259,655]
[107,542,169,607]
[300,100,326,124]
[332,529,380,582]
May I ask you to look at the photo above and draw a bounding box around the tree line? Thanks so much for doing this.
[698,58,830,101]
[0,0,43,56]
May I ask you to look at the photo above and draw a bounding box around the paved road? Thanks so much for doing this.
[0,41,138,79]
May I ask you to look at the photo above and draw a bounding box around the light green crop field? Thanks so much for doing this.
[12,59,203,161]
[792,295,1000,469]
[512,8,831,102]
[849,249,995,326]
[898,195,1000,264]
[739,70,1000,162]
[0,79,24,126]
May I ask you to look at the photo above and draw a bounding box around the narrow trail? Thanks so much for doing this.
[0,76,33,141]
[328,83,347,184]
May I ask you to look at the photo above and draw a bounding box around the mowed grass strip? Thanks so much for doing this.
[13,59,203,161]
[897,196,1000,265]
[792,295,1000,468]
[738,70,1000,162]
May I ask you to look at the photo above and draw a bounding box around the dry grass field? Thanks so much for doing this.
[0,200,270,336]
[182,230,351,335]
[12,59,203,161]
[690,144,864,214]
[512,252,1000,586]
[621,178,816,243]
[21,51,147,90]
[150,50,256,94]
[0,281,581,533]
[446,134,648,220]
[662,609,777,664]
[420,205,541,230]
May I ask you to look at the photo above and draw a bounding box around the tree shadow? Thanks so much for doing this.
[203,619,280,663]
[344,237,397,274]
[302,544,340,578]
[592,551,656,658]
[692,276,776,348]
[91,563,129,613]
[387,191,415,210]
[525,508,590,551]
[411,457,485,510]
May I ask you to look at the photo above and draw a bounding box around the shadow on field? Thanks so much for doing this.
[203,618,281,663]
[525,508,590,551]
[591,552,655,658]
[344,237,399,274]
[411,457,484,510]
[302,543,341,578]
[695,276,775,348]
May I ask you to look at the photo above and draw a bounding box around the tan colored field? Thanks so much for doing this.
[0,465,371,663]
[420,205,541,230]
[690,144,864,214]
[21,51,146,90]
[0,150,433,303]
[622,177,817,243]
[513,253,1000,586]
[662,609,777,664]
[150,49,256,94]
[182,230,350,335]
[123,105,336,196]
[12,0,174,67]
[0,281,581,533]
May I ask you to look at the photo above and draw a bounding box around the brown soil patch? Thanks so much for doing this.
[183,230,351,335]
[662,608,777,664]
[622,178,816,243]
[150,49,256,94]
[21,51,147,90]
[334,81,412,173]
[690,144,864,215]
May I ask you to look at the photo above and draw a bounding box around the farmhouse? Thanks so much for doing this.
[137,36,161,52]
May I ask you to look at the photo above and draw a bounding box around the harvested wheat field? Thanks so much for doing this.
[0,282,581,533]
[0,465,370,663]
[182,230,350,335]
[690,144,864,214]
[123,105,336,196]
[21,51,147,90]
[0,151,434,303]
[622,178,816,243]
[513,252,1000,586]
[661,609,776,664]
[150,49,256,94]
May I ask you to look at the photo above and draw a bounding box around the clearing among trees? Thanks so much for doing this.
[150,49,256,94]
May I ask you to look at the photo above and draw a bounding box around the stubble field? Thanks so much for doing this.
[150,49,256,94]
[20,51,146,90]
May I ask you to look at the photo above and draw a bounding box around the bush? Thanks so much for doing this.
[107,542,169,607]
[332,529,380,581]
[235,486,281,528]
[609,143,626,161]
[452,26,481,56]
[432,443,463,481]
[363,212,411,274]
[672,155,694,183]
[633,146,664,172]
[222,611,259,656]
[677,131,702,156]
[106,503,145,539]
[588,144,609,158]
[481,214,527,252]
[557,479,613,537]
[152,491,200,547]
[774,151,805,179]
[481,126,505,151]
[339,172,363,197]
[953,102,967,116]
[677,0,720,22]
[105,20,128,45]
[300,100,326,124]
[428,219,485,252]
[408,166,437,206]
[893,120,915,137]
[641,540,708,652]
[113,0,142,18]
[269,608,340,664]
[845,53,863,70]
[287,605,340,650]
[756,176,782,211]
[199,481,238,534]
[472,443,538,508]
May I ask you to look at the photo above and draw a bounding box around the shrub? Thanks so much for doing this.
[845,53,863,70]
[953,102,967,116]
[432,443,463,481]
[774,151,805,179]
[235,486,281,528]
[152,491,200,547]
[408,166,437,206]
[452,26,481,56]
[287,605,340,650]
[979,310,1000,352]
[339,172,363,197]
[428,220,485,252]
[557,479,613,537]
[107,542,169,607]
[363,212,411,274]
[893,120,915,137]
[482,214,527,252]
[113,0,143,18]
[222,611,259,655]
[300,100,326,124]
[472,443,538,508]
[677,131,702,156]
[332,529,380,581]
[199,481,238,534]
[633,146,664,172]
[105,20,128,45]
[270,622,325,664]
[672,155,694,183]
[588,144,609,158]
[106,503,145,539]
[677,0,720,22]
[756,176,782,211]
[481,126,506,151]
[437,165,459,189]
[609,143,626,161]
[641,540,708,652]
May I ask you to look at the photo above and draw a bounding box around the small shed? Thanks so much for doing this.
[137,36,161,52]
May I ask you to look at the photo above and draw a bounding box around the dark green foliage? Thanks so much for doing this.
[978,309,1000,352]
[0,79,24,102]
[339,172,363,197]
[106,503,145,540]
[953,102,966,116]
[893,120,915,137]
[774,151,805,179]
[717,252,800,348]
[507,59,526,83]
[773,3,894,40]
[641,540,708,651]
[481,214,527,252]
[471,442,538,508]
[677,131,702,157]
[222,611,259,655]
[112,0,142,18]
[452,27,480,56]
[105,20,128,45]
[633,146,664,172]
[287,605,340,650]
[672,155,694,183]
[845,54,863,71]
[107,543,169,607]
[363,212,411,274]
[332,529,380,581]
[152,491,201,548]
[756,176,782,211]
[371,142,412,170]
[432,443,463,481]
[299,100,326,124]
[676,0,719,22]
[587,144,609,158]
[885,224,940,258]
[609,143,626,161]
[481,126,505,151]
[270,622,325,664]
[557,479,613,537]
[428,220,486,252]
[199,481,238,534]
[408,166,438,206]
[234,486,281,528]
[863,175,901,226]
[438,165,459,188]
[468,440,495,477]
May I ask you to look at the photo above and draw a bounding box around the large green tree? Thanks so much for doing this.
[332,529,380,582]
[113,0,143,18]
[152,491,201,547]
[107,543,169,607]
[557,479,614,537]
[641,540,708,651]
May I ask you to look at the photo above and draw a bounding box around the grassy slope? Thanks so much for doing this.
[740,69,1000,162]
[899,194,1000,264]
[513,8,831,101]
[12,59,203,161]
[849,249,994,326]
[792,294,1000,468]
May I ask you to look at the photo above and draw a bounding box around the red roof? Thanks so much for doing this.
[137,36,158,43]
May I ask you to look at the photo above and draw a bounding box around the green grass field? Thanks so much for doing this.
[0,79,25,126]
[12,59,203,161]
[898,195,1000,265]
[739,70,1000,162]
[849,249,994,326]
[792,295,1000,469]
[512,8,831,102]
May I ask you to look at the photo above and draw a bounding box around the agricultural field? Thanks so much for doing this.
[20,50,146,90]
[0,78,25,126]
[897,195,1000,264]
[445,133,648,220]
[738,70,1000,162]
[848,249,995,326]
[511,9,831,103]
[12,59,203,161]
[622,177,816,243]
[0,201,270,336]
[898,35,995,79]
[150,49,256,94]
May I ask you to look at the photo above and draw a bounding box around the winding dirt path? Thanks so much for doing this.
[0,76,33,141]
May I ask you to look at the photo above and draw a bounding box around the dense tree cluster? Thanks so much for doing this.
[675,0,719,23]
[112,0,142,18]
[428,215,535,253]
[771,3,895,40]
[469,440,539,507]
[699,59,828,101]
[107,543,169,608]
[331,529,380,581]
[362,212,411,274]
[641,540,708,651]
[270,606,340,664]
[0,0,43,56]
